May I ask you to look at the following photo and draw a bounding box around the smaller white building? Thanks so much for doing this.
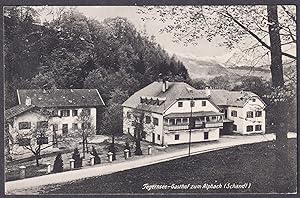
[205,89,266,135]
[5,89,105,155]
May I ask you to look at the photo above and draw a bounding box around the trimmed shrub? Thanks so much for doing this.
[72,148,82,168]
[53,152,63,173]
[91,146,101,164]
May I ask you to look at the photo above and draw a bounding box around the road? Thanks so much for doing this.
[5,132,297,194]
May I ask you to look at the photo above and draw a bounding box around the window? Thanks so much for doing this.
[19,122,31,130]
[231,110,237,117]
[37,121,48,129]
[255,111,262,117]
[175,134,180,140]
[255,125,262,131]
[145,116,151,124]
[72,110,78,116]
[218,116,223,121]
[183,118,188,123]
[169,119,174,125]
[190,100,195,107]
[53,124,58,131]
[176,118,182,124]
[52,110,59,116]
[252,99,256,102]
[127,128,130,133]
[61,110,70,117]
[204,132,209,140]
[246,111,254,118]
[153,117,159,126]
[127,112,131,119]
[72,123,78,129]
[202,101,206,106]
[212,116,216,121]
[233,124,237,131]
[83,109,91,115]
[157,134,161,140]
[81,122,91,130]
[178,102,183,107]
[246,125,253,132]
[18,138,31,146]
[62,124,68,134]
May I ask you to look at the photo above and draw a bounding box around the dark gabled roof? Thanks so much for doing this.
[122,81,209,114]
[5,104,35,120]
[17,89,105,108]
[164,111,224,118]
[198,89,261,107]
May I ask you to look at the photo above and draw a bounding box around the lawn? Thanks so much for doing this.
[31,139,297,194]
[5,134,135,182]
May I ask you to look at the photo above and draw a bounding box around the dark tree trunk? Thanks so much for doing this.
[86,139,89,153]
[35,153,40,167]
[82,134,86,158]
[112,133,116,160]
[267,5,290,193]
[135,128,143,155]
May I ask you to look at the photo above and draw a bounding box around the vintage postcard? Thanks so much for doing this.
[3,3,297,195]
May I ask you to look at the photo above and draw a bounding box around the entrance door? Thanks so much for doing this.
[204,132,209,140]
[152,133,155,144]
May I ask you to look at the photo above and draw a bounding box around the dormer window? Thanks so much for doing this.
[178,102,183,107]
[252,98,256,102]
[140,97,146,104]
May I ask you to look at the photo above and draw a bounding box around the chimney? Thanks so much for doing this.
[162,80,169,92]
[205,87,211,97]
[25,96,31,106]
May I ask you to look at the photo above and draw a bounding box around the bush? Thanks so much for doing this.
[91,146,101,164]
[53,152,63,173]
[72,148,82,168]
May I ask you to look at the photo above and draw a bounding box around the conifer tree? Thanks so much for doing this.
[53,152,63,173]
[72,148,82,168]
[91,146,101,164]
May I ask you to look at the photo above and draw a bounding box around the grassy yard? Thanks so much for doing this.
[31,139,296,194]
[5,134,136,182]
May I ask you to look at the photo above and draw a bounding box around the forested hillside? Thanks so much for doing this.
[4,6,189,135]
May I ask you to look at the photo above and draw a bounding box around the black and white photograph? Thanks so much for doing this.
[3,3,297,195]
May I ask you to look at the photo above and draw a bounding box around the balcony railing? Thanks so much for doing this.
[167,125,189,131]
[205,122,223,128]
[165,121,222,131]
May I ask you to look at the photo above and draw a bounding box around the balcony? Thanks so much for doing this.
[205,122,223,128]
[164,121,222,131]
[166,125,189,131]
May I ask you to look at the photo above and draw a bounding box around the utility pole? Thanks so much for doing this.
[187,87,194,156]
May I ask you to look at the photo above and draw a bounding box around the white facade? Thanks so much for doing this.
[164,128,219,145]
[165,99,219,114]
[226,96,266,134]
[8,107,97,154]
[123,98,222,145]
